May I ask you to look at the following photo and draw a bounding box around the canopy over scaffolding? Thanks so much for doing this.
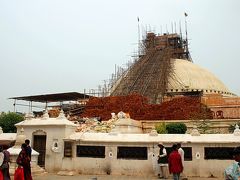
[9,92,93,116]
[9,92,91,103]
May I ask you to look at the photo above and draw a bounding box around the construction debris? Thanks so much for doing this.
[80,94,213,121]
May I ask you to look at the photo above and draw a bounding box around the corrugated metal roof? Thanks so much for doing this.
[9,92,92,102]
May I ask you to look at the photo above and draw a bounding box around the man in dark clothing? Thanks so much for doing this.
[168,144,183,180]
[25,139,32,176]
[157,143,168,179]
[25,139,32,160]
[17,143,32,180]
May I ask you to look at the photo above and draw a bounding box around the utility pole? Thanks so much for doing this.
[137,17,140,57]
[184,12,189,60]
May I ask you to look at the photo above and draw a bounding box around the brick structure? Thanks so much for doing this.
[202,94,240,119]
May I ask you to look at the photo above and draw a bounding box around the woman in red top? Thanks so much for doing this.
[168,144,183,180]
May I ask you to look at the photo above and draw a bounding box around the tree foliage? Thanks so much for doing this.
[155,122,167,134]
[196,120,212,134]
[166,123,187,134]
[155,122,187,134]
[0,112,24,133]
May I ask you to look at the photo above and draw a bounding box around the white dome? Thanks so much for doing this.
[167,59,235,96]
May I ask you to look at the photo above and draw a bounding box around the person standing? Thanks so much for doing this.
[1,147,10,180]
[16,143,32,180]
[157,143,168,179]
[25,139,32,160]
[0,146,4,179]
[177,143,184,167]
[25,139,32,177]
[168,144,183,180]
[224,146,240,179]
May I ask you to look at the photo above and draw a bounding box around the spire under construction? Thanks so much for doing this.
[110,32,191,104]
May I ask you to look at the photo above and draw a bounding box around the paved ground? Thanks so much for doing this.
[33,173,218,180]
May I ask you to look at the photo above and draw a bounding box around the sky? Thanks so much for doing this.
[0,0,239,113]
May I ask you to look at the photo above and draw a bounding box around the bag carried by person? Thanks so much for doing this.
[14,166,24,180]
[0,170,3,180]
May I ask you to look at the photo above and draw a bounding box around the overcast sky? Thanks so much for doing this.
[0,0,239,112]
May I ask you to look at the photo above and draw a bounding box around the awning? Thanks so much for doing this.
[9,92,92,103]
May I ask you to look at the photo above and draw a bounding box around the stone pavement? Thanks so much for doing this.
[33,173,218,180]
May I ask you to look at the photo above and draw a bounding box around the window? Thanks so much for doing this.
[64,141,72,157]
[211,111,215,118]
[204,147,234,160]
[216,110,224,119]
[117,147,147,160]
[182,147,192,161]
[77,145,105,158]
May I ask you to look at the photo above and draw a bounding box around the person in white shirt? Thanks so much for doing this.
[0,146,4,166]
[177,143,184,167]
[177,143,188,179]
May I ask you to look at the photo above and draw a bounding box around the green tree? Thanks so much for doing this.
[192,119,212,134]
[155,122,167,134]
[0,112,24,133]
[166,123,187,134]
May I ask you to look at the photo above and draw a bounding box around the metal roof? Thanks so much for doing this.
[9,92,92,102]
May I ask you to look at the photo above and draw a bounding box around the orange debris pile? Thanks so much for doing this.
[80,94,213,121]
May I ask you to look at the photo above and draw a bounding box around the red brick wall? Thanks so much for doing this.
[201,94,240,119]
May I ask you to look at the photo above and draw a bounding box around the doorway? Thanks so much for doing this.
[33,135,46,167]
